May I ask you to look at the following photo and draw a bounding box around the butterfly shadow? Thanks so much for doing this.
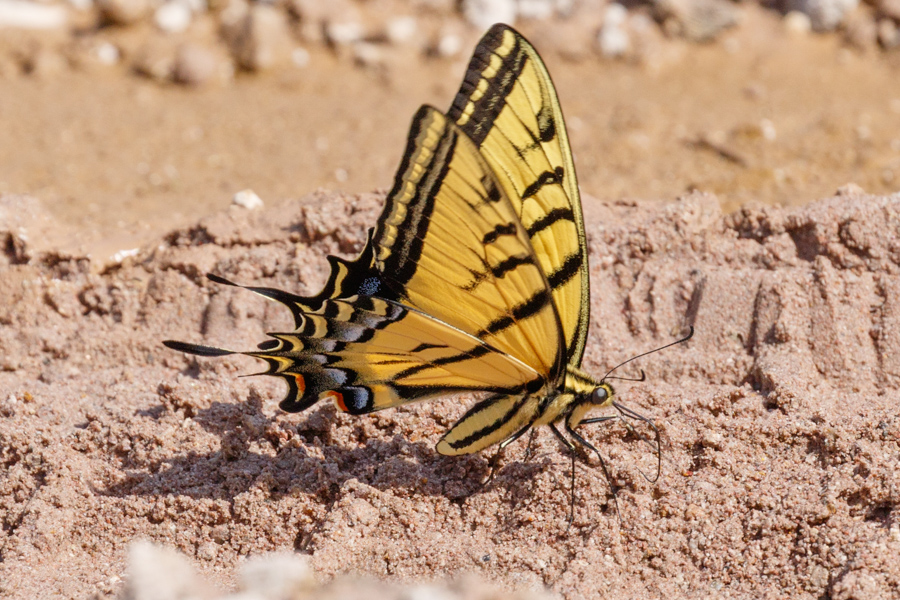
[101,391,536,508]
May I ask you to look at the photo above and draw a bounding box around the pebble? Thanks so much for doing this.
[97,0,150,25]
[325,19,364,46]
[238,552,316,598]
[133,39,176,81]
[655,0,740,42]
[94,42,120,65]
[228,4,293,71]
[843,10,878,50]
[154,0,192,34]
[879,0,900,20]
[352,41,384,68]
[783,10,812,35]
[462,0,517,30]
[173,43,229,85]
[232,189,263,209]
[385,15,417,45]
[291,46,310,67]
[878,18,900,48]
[0,0,68,29]
[598,3,630,58]
[120,542,208,600]
[517,0,556,20]
[434,27,463,58]
[785,0,858,32]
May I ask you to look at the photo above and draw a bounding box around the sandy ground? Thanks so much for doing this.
[2,187,900,599]
[2,5,900,599]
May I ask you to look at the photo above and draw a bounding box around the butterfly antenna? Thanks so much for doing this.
[602,326,694,381]
[605,369,646,383]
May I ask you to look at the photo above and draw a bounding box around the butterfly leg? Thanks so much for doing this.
[566,421,621,526]
[581,402,662,484]
[548,423,578,526]
[480,423,533,488]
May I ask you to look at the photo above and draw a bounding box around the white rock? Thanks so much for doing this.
[120,541,210,600]
[386,15,417,45]
[462,0,517,30]
[786,0,858,32]
[325,19,364,46]
[227,4,292,71]
[517,0,555,20]
[783,10,812,34]
[94,41,120,65]
[436,32,462,57]
[155,0,192,33]
[291,46,309,67]
[0,0,68,29]
[112,248,139,263]
[173,43,230,85]
[232,189,263,209]
[598,3,630,58]
[238,552,316,598]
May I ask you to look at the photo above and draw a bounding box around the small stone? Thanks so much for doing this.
[120,542,209,600]
[385,15,417,45]
[173,43,230,86]
[0,0,68,29]
[227,4,293,71]
[654,0,739,42]
[154,0,192,33]
[239,553,316,598]
[878,18,900,48]
[325,19,364,46]
[783,10,812,35]
[843,10,878,50]
[518,0,556,20]
[352,42,383,68]
[95,42,120,65]
[232,189,263,209]
[879,0,900,20]
[598,3,630,58]
[462,0,517,30]
[196,542,217,561]
[291,46,310,67]
[786,0,858,32]
[435,32,463,58]
[133,39,176,81]
[98,0,150,25]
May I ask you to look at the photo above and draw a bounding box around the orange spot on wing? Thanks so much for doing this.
[324,391,347,412]
[293,374,306,394]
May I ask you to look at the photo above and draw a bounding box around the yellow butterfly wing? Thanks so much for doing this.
[371,106,565,384]
[448,24,590,367]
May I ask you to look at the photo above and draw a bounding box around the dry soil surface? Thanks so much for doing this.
[1,187,899,599]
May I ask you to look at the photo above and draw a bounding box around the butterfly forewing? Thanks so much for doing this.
[448,24,590,367]
[373,105,565,383]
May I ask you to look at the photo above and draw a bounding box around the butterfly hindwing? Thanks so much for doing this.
[436,392,540,455]
[448,24,590,367]
[199,290,541,414]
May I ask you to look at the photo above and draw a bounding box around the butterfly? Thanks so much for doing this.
[164,24,691,516]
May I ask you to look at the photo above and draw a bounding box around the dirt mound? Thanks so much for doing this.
[1,189,898,598]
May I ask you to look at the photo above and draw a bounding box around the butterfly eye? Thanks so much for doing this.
[591,387,609,405]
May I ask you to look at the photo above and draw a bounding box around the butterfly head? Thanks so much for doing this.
[589,382,614,407]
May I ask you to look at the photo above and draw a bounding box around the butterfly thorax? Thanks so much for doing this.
[533,365,614,428]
